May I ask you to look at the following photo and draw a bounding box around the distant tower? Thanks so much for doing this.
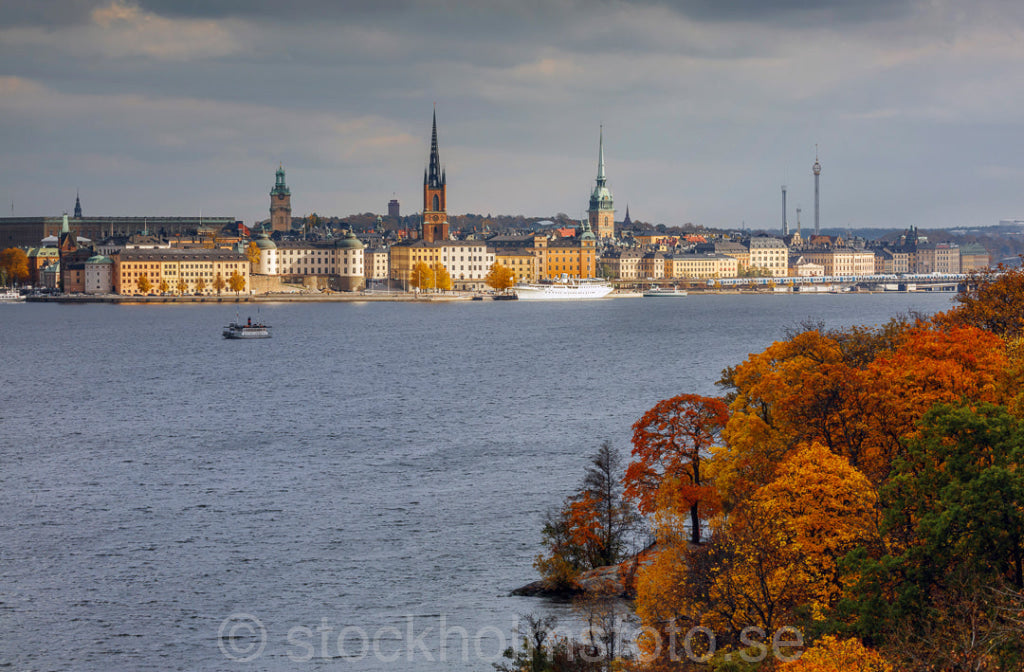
[796,207,802,234]
[421,109,449,243]
[74,191,82,219]
[622,204,632,228]
[781,185,788,236]
[588,126,615,239]
[813,147,821,236]
[388,198,400,218]
[270,164,292,232]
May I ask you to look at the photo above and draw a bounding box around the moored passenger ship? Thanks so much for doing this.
[513,275,613,301]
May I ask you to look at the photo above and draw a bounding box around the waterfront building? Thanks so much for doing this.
[915,242,960,274]
[25,247,59,286]
[699,240,750,271]
[389,240,495,291]
[493,247,538,284]
[534,224,598,280]
[253,232,366,291]
[588,127,615,239]
[663,252,738,280]
[364,247,390,282]
[789,256,825,277]
[600,249,643,280]
[874,248,910,275]
[639,252,665,279]
[746,236,789,277]
[959,243,991,272]
[800,247,876,277]
[632,234,678,250]
[270,164,292,232]
[84,255,114,294]
[114,249,250,295]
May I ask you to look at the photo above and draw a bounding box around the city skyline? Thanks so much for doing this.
[1,1,1023,230]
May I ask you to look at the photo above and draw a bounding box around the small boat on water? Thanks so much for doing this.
[223,317,271,339]
[0,288,24,302]
[643,286,687,298]
[514,275,613,301]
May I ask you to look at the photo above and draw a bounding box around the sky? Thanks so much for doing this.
[1,0,1023,231]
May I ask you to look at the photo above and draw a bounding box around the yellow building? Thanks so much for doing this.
[390,240,495,291]
[114,249,250,295]
[664,252,738,279]
[493,248,538,284]
[747,236,789,277]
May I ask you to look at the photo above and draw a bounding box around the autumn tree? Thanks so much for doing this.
[158,279,169,294]
[779,635,893,672]
[176,278,188,295]
[137,274,151,294]
[536,443,636,590]
[624,394,728,544]
[194,277,207,294]
[213,273,225,295]
[936,263,1024,338]
[434,263,452,292]
[410,261,434,292]
[485,262,516,291]
[0,248,29,285]
[245,241,261,271]
[228,270,246,295]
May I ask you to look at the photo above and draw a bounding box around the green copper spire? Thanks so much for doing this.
[271,163,290,197]
[589,126,613,211]
[61,213,69,234]
[597,124,606,182]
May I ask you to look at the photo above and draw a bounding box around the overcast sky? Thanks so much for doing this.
[2,0,1023,230]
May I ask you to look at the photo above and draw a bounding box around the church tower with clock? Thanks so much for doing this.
[270,164,292,232]
[421,110,448,243]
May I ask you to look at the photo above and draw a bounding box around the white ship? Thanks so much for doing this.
[0,288,24,302]
[223,317,271,339]
[513,276,613,301]
[642,286,687,298]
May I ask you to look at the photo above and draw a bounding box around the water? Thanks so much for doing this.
[0,293,953,670]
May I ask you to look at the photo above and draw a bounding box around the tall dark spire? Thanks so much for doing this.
[74,191,82,218]
[427,109,442,189]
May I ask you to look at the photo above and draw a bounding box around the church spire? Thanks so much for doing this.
[427,108,442,189]
[74,191,82,218]
[596,125,606,184]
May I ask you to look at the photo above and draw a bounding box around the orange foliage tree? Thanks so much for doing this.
[780,635,893,672]
[0,247,29,285]
[936,263,1024,339]
[624,394,728,544]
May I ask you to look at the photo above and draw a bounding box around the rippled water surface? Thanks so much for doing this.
[0,293,952,670]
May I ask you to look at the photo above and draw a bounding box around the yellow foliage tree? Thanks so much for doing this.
[433,263,452,292]
[195,277,207,294]
[177,278,188,295]
[245,241,261,270]
[158,279,169,294]
[137,274,152,294]
[410,261,434,292]
[750,442,880,615]
[228,270,246,295]
[485,262,515,291]
[780,635,893,672]
[0,247,29,285]
[213,273,225,295]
